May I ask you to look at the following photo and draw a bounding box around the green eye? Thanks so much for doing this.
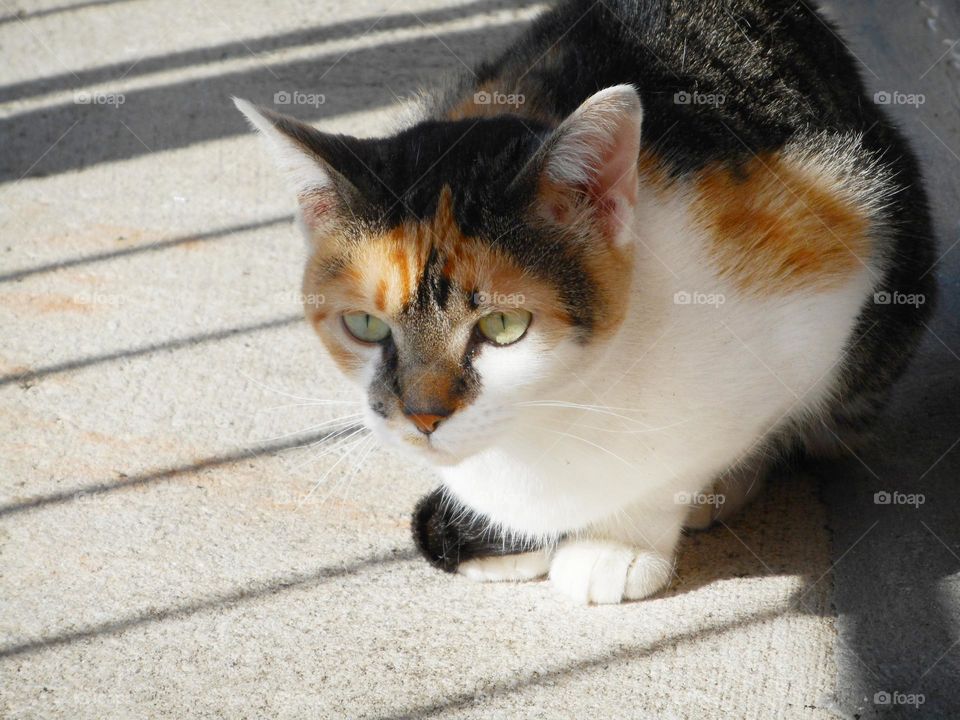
[477,310,532,346]
[342,312,391,343]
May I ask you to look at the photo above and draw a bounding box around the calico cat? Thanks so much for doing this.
[236,0,935,604]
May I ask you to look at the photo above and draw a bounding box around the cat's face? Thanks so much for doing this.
[236,86,643,465]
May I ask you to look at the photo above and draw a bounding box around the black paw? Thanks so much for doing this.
[411,487,537,572]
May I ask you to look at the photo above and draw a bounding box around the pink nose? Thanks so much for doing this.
[405,412,446,435]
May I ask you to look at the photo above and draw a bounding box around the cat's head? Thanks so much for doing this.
[235,86,643,465]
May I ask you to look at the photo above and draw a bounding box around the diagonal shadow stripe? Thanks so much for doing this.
[0,313,303,387]
[0,545,416,659]
[0,0,145,26]
[375,604,794,719]
[0,424,365,517]
[0,214,292,283]
[0,17,534,182]
[0,0,544,102]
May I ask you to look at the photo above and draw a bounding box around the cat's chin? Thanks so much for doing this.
[365,421,476,467]
[397,438,475,467]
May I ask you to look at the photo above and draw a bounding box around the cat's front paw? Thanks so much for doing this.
[458,550,551,582]
[549,540,674,604]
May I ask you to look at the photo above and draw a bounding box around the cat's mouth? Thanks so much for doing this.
[399,432,466,466]
[364,410,471,466]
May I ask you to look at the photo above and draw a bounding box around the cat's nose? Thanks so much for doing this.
[403,409,449,435]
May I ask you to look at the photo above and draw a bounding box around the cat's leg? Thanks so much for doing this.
[412,487,549,581]
[548,501,685,604]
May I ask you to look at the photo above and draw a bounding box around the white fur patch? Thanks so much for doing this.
[458,551,552,583]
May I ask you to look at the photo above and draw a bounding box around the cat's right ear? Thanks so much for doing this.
[233,98,363,234]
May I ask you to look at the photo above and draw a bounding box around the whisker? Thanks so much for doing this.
[274,422,364,456]
[295,432,372,510]
[288,426,368,475]
[538,426,637,469]
[533,414,689,435]
[321,435,379,517]
[258,400,362,412]
[259,413,363,444]
[515,400,657,427]
[239,370,348,404]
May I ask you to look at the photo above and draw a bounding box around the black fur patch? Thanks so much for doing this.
[412,488,541,572]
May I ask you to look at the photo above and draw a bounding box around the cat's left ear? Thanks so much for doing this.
[233,98,365,235]
[520,85,643,247]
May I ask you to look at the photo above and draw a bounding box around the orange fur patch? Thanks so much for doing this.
[694,154,871,294]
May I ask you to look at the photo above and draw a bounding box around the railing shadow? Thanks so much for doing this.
[0,0,543,102]
[0,544,415,659]
[0,214,291,283]
[0,0,143,26]
[1,3,538,182]
[0,313,303,388]
[0,424,364,517]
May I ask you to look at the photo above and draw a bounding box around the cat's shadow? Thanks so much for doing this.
[653,338,960,711]
[655,466,833,612]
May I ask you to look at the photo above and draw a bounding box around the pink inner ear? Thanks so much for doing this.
[590,109,641,201]
[298,187,339,228]
[539,90,642,244]
[562,124,640,244]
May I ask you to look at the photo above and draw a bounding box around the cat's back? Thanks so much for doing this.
[453,0,889,174]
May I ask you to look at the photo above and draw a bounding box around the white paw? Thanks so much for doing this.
[549,540,674,604]
[458,550,551,583]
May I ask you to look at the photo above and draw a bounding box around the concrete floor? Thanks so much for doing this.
[1,0,958,717]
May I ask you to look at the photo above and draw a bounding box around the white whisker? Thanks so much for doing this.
[320,435,380,517]
[259,400,362,412]
[533,414,689,435]
[537,426,637,469]
[515,400,656,428]
[259,413,363,444]
[288,426,368,475]
[239,370,350,404]
[294,432,371,510]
